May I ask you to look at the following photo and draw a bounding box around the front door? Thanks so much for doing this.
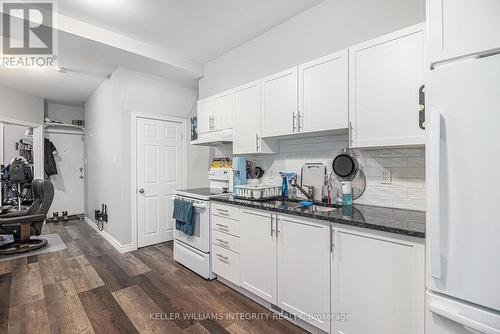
[136,117,184,247]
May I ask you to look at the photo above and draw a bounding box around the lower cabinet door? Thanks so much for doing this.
[239,209,277,303]
[277,215,331,332]
[331,229,425,334]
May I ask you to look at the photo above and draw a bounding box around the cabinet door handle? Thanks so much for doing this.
[270,215,274,236]
[212,116,216,129]
[330,229,334,254]
[297,111,302,131]
[292,113,297,132]
[256,134,260,151]
[348,121,353,148]
[216,238,229,244]
[275,215,280,238]
[216,254,229,261]
[216,223,229,229]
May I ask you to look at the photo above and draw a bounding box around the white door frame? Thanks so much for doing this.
[0,116,44,180]
[130,111,187,250]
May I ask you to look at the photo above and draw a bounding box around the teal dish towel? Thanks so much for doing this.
[173,198,195,236]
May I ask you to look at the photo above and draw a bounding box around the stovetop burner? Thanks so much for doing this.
[174,188,229,201]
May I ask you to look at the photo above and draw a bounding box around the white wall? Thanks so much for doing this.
[45,103,85,124]
[85,67,199,247]
[0,84,44,124]
[2,123,31,163]
[199,0,425,98]
[186,106,211,188]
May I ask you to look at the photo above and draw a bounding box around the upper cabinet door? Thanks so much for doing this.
[349,24,425,148]
[261,67,298,138]
[233,81,261,154]
[197,98,214,134]
[428,0,500,65]
[213,91,233,131]
[299,49,349,134]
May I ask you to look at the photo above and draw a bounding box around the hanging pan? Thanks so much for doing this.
[332,149,359,180]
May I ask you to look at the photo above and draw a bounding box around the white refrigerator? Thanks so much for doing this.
[426,52,500,333]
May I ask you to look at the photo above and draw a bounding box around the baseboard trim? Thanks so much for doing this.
[84,217,137,253]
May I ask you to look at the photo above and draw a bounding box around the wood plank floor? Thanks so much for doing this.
[0,220,306,334]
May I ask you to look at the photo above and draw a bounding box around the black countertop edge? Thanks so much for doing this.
[210,196,426,239]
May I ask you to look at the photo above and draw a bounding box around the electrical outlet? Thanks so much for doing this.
[381,168,392,184]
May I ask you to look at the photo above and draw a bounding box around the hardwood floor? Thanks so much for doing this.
[0,220,307,334]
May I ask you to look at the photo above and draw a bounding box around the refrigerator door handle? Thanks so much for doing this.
[429,110,443,280]
[429,303,500,334]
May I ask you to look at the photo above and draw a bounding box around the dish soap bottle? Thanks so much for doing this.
[280,173,288,198]
[341,181,353,206]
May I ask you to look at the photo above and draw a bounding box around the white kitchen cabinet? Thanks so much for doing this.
[197,90,233,134]
[331,227,425,334]
[239,209,277,303]
[276,214,331,332]
[349,23,425,148]
[298,49,348,134]
[428,0,500,65]
[261,67,298,138]
[233,81,278,154]
[213,91,233,131]
[197,98,214,134]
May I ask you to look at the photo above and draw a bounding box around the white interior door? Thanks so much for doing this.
[46,132,85,216]
[137,117,184,248]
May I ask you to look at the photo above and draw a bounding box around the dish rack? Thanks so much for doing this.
[234,185,282,201]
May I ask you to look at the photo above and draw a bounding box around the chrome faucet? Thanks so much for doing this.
[290,176,314,200]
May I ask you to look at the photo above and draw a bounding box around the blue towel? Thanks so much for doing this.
[173,198,195,236]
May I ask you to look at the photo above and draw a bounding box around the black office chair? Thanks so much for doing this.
[0,180,54,255]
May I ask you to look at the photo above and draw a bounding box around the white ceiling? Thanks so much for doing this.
[0,0,325,105]
[56,0,326,63]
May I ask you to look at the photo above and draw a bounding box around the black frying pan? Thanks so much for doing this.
[332,151,359,180]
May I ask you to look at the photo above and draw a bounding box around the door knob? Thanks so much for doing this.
[139,189,145,194]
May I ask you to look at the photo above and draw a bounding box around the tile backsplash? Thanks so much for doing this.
[214,133,426,211]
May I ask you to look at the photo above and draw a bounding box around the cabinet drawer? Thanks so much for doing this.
[212,229,240,253]
[211,202,240,221]
[212,214,240,237]
[212,244,240,286]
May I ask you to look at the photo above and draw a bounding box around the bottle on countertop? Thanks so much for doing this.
[341,181,353,206]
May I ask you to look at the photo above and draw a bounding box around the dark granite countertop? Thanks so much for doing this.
[211,196,426,238]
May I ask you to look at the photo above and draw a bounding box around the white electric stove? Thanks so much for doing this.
[173,168,232,279]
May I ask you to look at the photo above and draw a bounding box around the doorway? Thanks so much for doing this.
[134,114,186,248]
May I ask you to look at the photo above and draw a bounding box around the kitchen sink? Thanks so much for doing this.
[311,205,338,213]
[278,200,338,213]
[279,201,304,209]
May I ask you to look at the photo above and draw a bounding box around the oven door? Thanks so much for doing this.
[172,196,210,253]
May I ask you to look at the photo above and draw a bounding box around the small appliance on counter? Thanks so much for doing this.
[232,157,247,196]
[300,163,327,202]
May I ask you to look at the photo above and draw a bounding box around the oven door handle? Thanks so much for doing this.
[172,197,207,210]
